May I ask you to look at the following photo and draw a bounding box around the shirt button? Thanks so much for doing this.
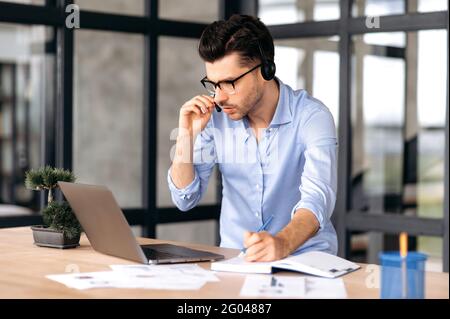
[256,184,260,190]
[255,212,260,217]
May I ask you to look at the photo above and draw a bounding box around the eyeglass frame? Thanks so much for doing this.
[200,63,262,95]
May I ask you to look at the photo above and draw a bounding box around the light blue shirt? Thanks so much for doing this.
[168,78,338,255]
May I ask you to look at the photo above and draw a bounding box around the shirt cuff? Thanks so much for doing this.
[290,200,325,230]
[167,167,200,201]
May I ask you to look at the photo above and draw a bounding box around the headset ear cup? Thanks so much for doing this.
[261,60,276,81]
[257,41,276,80]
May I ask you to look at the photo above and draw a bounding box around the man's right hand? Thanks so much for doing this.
[179,95,215,137]
[171,94,215,189]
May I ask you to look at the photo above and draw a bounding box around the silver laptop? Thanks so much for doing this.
[58,182,224,264]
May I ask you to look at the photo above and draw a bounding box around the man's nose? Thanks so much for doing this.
[214,88,228,105]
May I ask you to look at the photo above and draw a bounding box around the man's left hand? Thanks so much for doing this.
[243,231,289,262]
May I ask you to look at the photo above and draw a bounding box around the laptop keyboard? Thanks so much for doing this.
[141,247,184,260]
[140,243,224,262]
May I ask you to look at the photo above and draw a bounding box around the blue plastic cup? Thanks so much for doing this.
[379,251,427,299]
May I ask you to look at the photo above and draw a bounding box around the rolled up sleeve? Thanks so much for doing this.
[290,107,338,230]
[167,120,216,212]
[167,168,201,207]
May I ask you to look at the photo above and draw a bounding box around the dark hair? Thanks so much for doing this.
[198,14,274,66]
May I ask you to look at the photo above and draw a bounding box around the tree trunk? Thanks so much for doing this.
[48,189,53,203]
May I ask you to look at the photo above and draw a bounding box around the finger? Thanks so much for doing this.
[201,95,217,112]
[246,245,269,262]
[245,241,266,259]
[244,232,263,248]
[181,101,200,113]
[197,95,214,108]
[202,94,216,104]
[193,97,209,113]
[190,101,210,115]
[252,252,273,262]
[202,94,215,100]
[186,104,202,116]
[183,98,206,114]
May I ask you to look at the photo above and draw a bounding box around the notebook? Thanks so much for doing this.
[210,251,360,278]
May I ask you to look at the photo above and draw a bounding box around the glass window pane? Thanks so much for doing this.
[351,30,447,222]
[74,30,144,208]
[259,0,340,25]
[363,32,406,47]
[157,37,218,208]
[353,0,447,16]
[416,30,447,220]
[418,0,448,12]
[417,236,443,271]
[159,0,219,23]
[352,33,405,213]
[75,0,145,16]
[0,23,53,215]
[274,36,339,128]
[352,0,404,17]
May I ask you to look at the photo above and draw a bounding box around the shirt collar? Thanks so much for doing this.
[269,77,292,127]
[239,78,292,143]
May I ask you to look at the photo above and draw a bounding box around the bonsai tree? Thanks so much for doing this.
[25,166,82,239]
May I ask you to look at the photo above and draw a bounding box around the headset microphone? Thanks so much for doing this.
[210,93,221,112]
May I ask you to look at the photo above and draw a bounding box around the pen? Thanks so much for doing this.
[400,232,408,298]
[239,214,274,257]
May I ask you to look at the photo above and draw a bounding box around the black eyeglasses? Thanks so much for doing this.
[200,64,262,95]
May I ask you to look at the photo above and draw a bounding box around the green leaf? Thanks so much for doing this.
[42,201,82,239]
[54,168,76,184]
[42,166,59,188]
[25,166,76,190]
[25,168,45,190]
[27,166,81,239]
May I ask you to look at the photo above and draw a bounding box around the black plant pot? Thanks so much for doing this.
[31,225,80,249]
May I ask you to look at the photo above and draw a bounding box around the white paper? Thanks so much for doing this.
[46,266,211,291]
[303,277,347,298]
[273,251,361,278]
[109,263,219,282]
[47,271,138,290]
[240,275,305,298]
[211,251,360,278]
[239,275,347,298]
[211,256,274,274]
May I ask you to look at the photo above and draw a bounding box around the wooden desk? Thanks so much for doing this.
[0,227,448,299]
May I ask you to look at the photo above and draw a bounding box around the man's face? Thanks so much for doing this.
[205,52,263,121]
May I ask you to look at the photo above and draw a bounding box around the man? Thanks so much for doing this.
[168,14,338,262]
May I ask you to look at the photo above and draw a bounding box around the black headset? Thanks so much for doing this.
[257,42,276,81]
[244,20,276,81]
